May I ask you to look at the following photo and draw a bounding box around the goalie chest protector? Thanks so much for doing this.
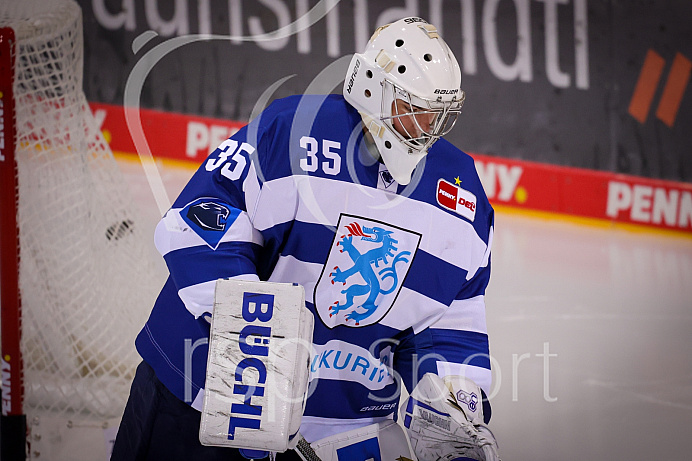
[199,279,314,451]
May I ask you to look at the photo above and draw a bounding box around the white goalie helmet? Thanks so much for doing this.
[343,17,464,185]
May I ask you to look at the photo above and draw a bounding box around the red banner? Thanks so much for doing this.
[472,153,692,233]
[90,102,245,163]
[90,102,692,235]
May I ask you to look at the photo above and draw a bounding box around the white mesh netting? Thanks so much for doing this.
[1,0,161,421]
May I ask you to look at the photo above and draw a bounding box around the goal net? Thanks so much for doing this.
[1,0,162,456]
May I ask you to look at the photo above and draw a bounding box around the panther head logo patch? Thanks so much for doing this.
[181,198,240,249]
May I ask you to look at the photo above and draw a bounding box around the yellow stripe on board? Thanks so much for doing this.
[493,204,692,241]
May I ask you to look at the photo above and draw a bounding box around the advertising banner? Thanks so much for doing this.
[79,1,692,183]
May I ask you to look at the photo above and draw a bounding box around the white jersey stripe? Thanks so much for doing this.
[431,295,488,334]
[378,287,447,333]
[299,415,391,444]
[253,175,488,275]
[178,273,260,318]
[267,254,323,301]
[243,159,261,218]
[436,362,493,395]
[155,207,263,257]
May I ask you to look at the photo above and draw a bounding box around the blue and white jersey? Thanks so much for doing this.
[136,94,494,443]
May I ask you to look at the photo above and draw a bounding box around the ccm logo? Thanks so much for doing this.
[437,179,477,222]
[227,292,275,440]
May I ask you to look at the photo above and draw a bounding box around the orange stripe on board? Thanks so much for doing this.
[655,52,692,127]
[628,49,666,124]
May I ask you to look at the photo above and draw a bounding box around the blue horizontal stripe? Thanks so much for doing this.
[406,397,450,417]
[428,329,491,369]
[256,221,293,280]
[281,221,336,265]
[404,250,467,305]
[455,263,491,300]
[163,241,262,289]
[303,378,400,420]
[307,301,402,352]
[394,328,490,391]
[172,172,248,212]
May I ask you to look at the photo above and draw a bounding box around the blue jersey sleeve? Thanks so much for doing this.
[155,99,301,318]
[135,100,299,405]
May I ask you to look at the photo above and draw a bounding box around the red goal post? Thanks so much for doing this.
[0,24,26,460]
[0,2,163,459]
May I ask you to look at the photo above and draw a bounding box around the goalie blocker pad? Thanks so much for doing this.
[199,279,314,452]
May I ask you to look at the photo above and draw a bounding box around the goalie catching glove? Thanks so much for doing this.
[401,373,500,461]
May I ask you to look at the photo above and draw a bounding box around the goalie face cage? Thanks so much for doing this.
[1,1,162,458]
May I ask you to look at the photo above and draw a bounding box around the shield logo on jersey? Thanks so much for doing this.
[314,214,421,328]
[181,198,240,250]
